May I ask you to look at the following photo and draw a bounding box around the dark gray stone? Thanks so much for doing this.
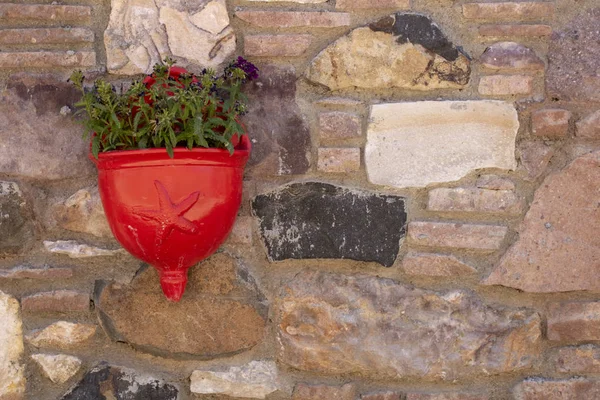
[0,182,31,254]
[241,65,311,176]
[61,364,179,400]
[547,8,600,102]
[252,182,407,266]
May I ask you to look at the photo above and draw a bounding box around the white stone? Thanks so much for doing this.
[31,354,82,384]
[190,360,280,399]
[190,0,230,35]
[43,240,125,258]
[0,291,25,399]
[27,321,97,348]
[365,101,518,188]
[54,187,112,238]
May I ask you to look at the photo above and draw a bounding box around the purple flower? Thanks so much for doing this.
[233,56,259,81]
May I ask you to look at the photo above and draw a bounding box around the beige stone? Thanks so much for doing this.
[292,383,357,400]
[428,188,523,214]
[408,221,508,251]
[0,28,94,45]
[0,291,25,399]
[483,151,600,292]
[513,378,600,400]
[53,187,112,238]
[190,361,280,398]
[0,51,96,68]
[552,345,600,373]
[21,290,90,313]
[235,10,351,28]
[518,141,554,180]
[336,0,409,10]
[576,110,600,139]
[478,75,533,95]
[0,266,73,280]
[43,240,125,258]
[463,2,554,20]
[0,3,91,22]
[401,252,477,277]
[189,0,230,35]
[31,354,81,384]
[26,321,96,348]
[547,302,600,341]
[366,101,518,188]
[319,111,361,139]
[476,174,515,190]
[478,24,553,37]
[317,148,361,173]
[244,35,312,57]
[362,391,402,400]
[407,394,488,400]
[248,0,326,2]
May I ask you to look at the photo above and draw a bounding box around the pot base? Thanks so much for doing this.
[159,270,188,302]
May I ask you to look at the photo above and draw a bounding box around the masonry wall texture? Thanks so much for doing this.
[0,0,599,399]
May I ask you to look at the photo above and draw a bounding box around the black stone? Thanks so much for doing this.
[61,364,179,400]
[252,182,407,267]
[370,13,460,61]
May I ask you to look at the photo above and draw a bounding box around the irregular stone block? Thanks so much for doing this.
[0,182,31,254]
[0,28,94,45]
[336,0,410,10]
[0,291,25,399]
[235,10,351,28]
[552,345,600,373]
[22,290,90,314]
[279,272,542,381]
[0,51,96,68]
[478,24,552,37]
[292,383,357,400]
[190,361,280,399]
[61,364,179,400]
[96,253,267,358]
[407,394,488,400]
[44,240,124,258]
[408,222,507,251]
[480,42,544,71]
[307,13,470,91]
[428,188,523,214]
[401,253,477,277]
[576,110,600,139]
[463,2,554,20]
[484,151,600,292]
[513,378,600,400]
[53,187,112,238]
[0,266,73,280]
[547,302,600,341]
[105,0,235,75]
[476,174,515,190]
[478,75,533,95]
[531,109,571,138]
[244,34,312,57]
[27,321,96,348]
[319,111,361,139]
[517,141,554,180]
[252,182,407,267]
[366,101,518,188]
[32,354,82,384]
[0,4,91,22]
[317,148,361,173]
[362,392,402,400]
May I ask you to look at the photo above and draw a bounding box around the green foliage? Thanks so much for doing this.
[70,57,258,158]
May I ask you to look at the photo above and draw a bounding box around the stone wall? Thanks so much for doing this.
[0,0,599,399]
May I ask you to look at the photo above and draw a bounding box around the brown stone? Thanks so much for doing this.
[336,0,410,10]
[21,290,90,313]
[553,345,600,373]
[401,252,477,277]
[513,378,600,400]
[547,302,600,341]
[319,112,362,139]
[483,152,600,292]
[408,222,507,251]
[547,9,600,102]
[480,42,544,71]
[242,65,311,176]
[0,266,73,280]
[428,188,523,214]
[292,383,357,400]
[476,174,515,190]
[407,394,488,400]
[0,3,91,22]
[96,253,267,357]
[478,75,533,96]
[225,216,253,245]
[518,141,554,180]
[0,51,96,68]
[478,24,552,38]
[316,98,363,107]
[235,10,351,28]
[463,2,554,20]
[362,391,402,400]
[531,109,571,138]
[244,35,312,57]
[576,110,600,139]
[317,148,361,173]
[53,187,112,238]
[0,28,94,45]
[279,271,541,381]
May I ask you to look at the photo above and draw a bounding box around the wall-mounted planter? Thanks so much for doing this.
[91,135,250,301]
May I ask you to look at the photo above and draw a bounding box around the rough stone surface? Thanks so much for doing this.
[31,354,82,384]
[518,141,554,180]
[484,152,600,292]
[242,66,310,176]
[547,302,600,341]
[531,109,571,139]
[279,272,542,381]
[401,252,477,277]
[61,364,179,400]
[0,266,73,280]
[0,74,94,180]
[105,0,235,75]
[244,34,312,57]
[513,378,600,400]
[547,9,600,102]
[463,2,554,20]
[428,188,523,214]
[480,42,544,71]
[26,321,97,348]
[226,216,253,245]
[476,174,515,191]
[336,0,410,10]
[21,290,90,314]
[292,383,357,400]
[53,187,112,238]
[478,75,533,95]
[0,51,96,69]
[0,291,25,399]
[407,394,488,400]
[317,148,361,173]
[553,345,600,373]
[235,10,351,28]
[44,240,124,258]
[0,28,95,45]
[96,253,267,357]
[252,182,407,267]
[190,361,280,398]
[0,182,31,254]
[366,101,518,188]
[576,110,600,139]
[307,13,470,91]
[0,4,91,22]
[408,222,508,251]
[362,392,402,400]
[319,111,361,139]
[478,24,553,38]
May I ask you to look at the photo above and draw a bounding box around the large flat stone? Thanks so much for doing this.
[307,13,470,91]
[0,291,25,399]
[278,271,542,381]
[366,101,518,188]
[484,151,600,292]
[252,182,407,266]
[96,253,267,358]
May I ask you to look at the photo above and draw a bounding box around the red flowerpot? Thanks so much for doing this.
[90,135,251,301]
